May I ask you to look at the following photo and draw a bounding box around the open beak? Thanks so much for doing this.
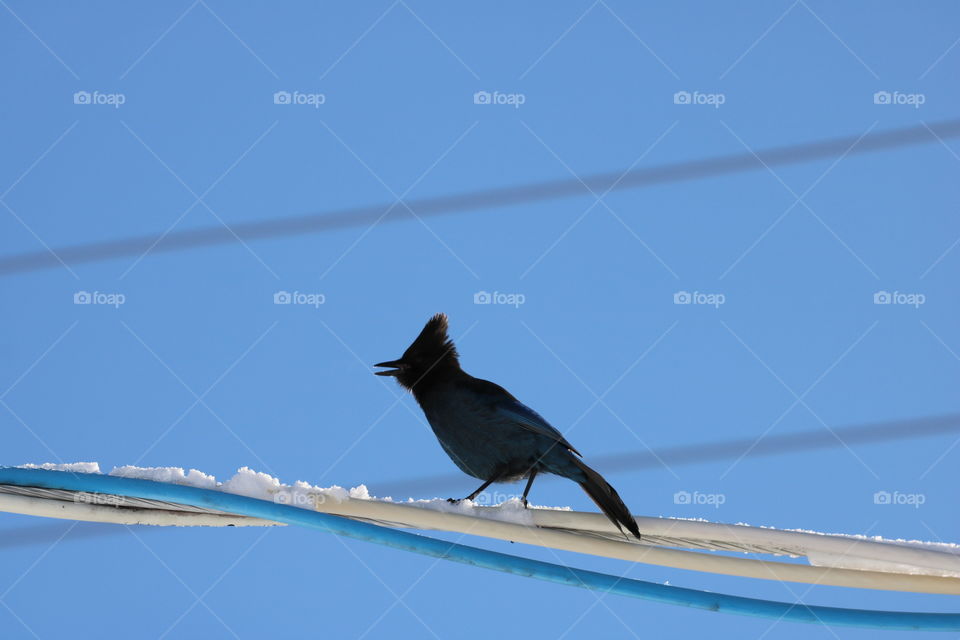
[374,359,405,377]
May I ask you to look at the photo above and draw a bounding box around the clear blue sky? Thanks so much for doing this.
[1,1,958,638]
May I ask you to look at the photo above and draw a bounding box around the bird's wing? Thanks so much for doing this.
[467,377,582,456]
[496,399,582,457]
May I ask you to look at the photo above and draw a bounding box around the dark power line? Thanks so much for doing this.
[375,413,960,495]
[3,119,959,276]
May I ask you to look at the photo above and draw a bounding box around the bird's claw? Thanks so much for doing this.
[446,498,462,504]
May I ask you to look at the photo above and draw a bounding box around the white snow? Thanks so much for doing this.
[110,465,217,489]
[106,465,359,509]
[18,462,101,474]
[782,526,960,554]
[13,461,570,526]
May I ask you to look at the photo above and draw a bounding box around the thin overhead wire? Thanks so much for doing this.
[0,521,123,549]
[2,119,959,276]
[377,413,960,495]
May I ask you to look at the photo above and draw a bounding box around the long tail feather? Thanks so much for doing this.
[573,458,641,540]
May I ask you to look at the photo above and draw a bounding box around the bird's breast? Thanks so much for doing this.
[418,392,545,481]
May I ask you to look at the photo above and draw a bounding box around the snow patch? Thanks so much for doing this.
[782,527,960,554]
[219,467,355,507]
[97,465,368,510]
[18,462,101,474]
[392,496,572,526]
[109,465,217,490]
[11,461,572,526]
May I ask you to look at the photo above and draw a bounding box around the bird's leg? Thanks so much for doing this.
[521,468,538,508]
[448,478,494,504]
[465,478,494,501]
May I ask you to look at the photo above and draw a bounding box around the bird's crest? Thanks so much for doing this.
[404,313,458,363]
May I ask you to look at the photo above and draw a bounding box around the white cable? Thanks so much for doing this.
[2,487,958,595]
[0,492,277,527]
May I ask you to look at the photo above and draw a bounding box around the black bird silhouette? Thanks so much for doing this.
[375,313,641,539]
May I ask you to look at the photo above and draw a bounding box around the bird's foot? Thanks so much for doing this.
[446,498,462,504]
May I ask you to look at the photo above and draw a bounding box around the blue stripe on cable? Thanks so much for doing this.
[1,467,957,632]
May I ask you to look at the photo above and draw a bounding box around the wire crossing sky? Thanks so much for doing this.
[1,119,958,276]
[379,413,960,495]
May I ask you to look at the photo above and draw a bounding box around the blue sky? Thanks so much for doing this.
[1,1,958,637]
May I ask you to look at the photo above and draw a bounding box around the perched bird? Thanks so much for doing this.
[375,313,641,539]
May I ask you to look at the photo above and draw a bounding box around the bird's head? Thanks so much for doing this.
[374,313,460,389]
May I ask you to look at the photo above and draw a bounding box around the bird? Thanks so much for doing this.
[374,313,641,540]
